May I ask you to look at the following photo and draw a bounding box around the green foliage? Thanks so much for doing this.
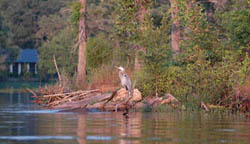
[136,13,172,97]
[37,13,71,44]
[139,50,247,110]
[6,46,20,62]
[87,1,115,36]
[38,27,77,78]
[135,0,249,111]
[70,1,82,33]
[178,1,222,65]
[113,0,156,67]
[0,46,20,79]
[0,14,8,49]
[22,65,32,81]
[236,54,250,84]
[115,0,139,40]
[86,33,113,71]
[220,6,250,48]
[0,0,69,48]
[114,0,153,41]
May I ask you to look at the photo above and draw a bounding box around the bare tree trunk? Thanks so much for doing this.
[134,0,146,71]
[77,0,87,88]
[170,0,180,56]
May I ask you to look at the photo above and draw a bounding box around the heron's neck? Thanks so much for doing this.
[119,71,125,76]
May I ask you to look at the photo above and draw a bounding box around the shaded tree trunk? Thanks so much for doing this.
[77,0,87,87]
[170,0,180,56]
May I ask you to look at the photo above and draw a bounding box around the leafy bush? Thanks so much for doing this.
[218,2,250,48]
[136,13,172,97]
[86,33,113,71]
[136,0,249,110]
[70,1,82,33]
[38,27,77,78]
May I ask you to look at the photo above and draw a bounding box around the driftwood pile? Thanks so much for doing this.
[34,89,100,108]
[28,84,144,111]
[27,81,183,112]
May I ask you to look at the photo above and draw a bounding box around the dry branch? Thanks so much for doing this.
[53,93,113,109]
[53,55,62,84]
[201,101,210,112]
[33,84,101,108]
[26,88,37,97]
[43,90,98,98]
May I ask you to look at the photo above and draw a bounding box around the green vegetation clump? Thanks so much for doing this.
[38,27,77,78]
[86,33,113,71]
[135,0,250,110]
[70,1,83,33]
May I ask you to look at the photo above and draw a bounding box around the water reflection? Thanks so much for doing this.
[0,92,250,144]
[77,114,86,144]
[119,112,142,144]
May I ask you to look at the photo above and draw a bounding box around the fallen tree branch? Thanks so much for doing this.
[26,88,37,97]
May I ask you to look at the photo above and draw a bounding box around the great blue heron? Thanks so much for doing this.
[116,66,132,95]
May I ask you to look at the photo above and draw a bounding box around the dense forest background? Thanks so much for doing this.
[0,0,249,109]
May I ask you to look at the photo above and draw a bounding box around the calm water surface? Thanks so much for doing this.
[0,92,250,144]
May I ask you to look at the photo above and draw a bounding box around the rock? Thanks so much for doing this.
[160,98,171,105]
[146,97,158,106]
[163,93,179,103]
[134,102,146,109]
[112,88,142,103]
[113,88,127,102]
[145,94,179,107]
[146,97,163,106]
[160,94,180,108]
[131,89,142,102]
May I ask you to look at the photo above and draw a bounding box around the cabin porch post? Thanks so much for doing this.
[18,63,22,75]
[9,64,13,73]
[35,63,37,74]
[27,63,30,72]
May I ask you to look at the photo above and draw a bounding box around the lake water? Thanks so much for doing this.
[0,92,250,144]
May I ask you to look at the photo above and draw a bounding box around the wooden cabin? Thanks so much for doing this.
[9,49,38,76]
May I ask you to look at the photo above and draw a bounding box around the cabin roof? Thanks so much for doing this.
[16,49,38,63]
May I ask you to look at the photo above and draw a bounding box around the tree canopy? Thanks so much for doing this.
[0,0,70,48]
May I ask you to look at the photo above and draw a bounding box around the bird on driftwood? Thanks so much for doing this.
[116,66,132,96]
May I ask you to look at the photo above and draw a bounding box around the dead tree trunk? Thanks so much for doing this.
[77,0,87,88]
[170,0,180,56]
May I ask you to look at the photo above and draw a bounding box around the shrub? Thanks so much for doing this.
[136,1,249,110]
[86,33,113,71]
[38,27,77,78]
